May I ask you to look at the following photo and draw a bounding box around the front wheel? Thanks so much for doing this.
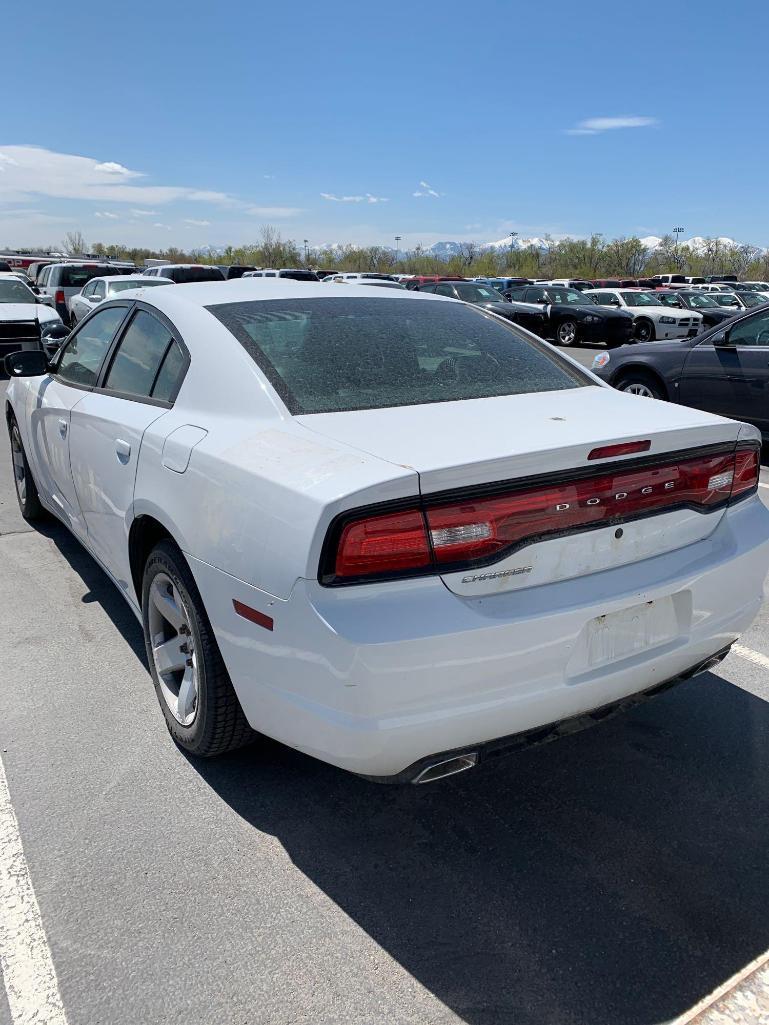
[142,540,253,757]
[634,318,655,343]
[8,417,44,520]
[616,373,664,400]
[555,319,578,346]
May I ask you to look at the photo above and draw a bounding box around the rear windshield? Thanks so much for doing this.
[207,297,588,414]
[164,266,225,283]
[57,265,127,287]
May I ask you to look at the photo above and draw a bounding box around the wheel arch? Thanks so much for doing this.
[128,511,186,605]
[610,362,670,400]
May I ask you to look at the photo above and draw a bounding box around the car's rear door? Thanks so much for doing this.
[27,304,131,537]
[679,310,769,432]
[68,304,189,592]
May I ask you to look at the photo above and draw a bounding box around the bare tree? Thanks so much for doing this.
[62,230,86,255]
[456,241,478,267]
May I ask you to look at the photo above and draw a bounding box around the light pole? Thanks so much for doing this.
[394,235,402,265]
[509,231,518,266]
[303,239,309,266]
[673,226,684,269]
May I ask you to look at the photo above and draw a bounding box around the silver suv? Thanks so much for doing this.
[37,263,132,325]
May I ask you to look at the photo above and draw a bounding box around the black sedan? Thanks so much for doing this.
[591,305,769,440]
[654,289,739,329]
[415,280,548,336]
[503,284,635,347]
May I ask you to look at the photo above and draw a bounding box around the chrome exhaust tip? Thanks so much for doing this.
[412,752,478,784]
[683,646,732,679]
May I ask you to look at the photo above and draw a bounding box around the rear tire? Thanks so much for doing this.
[634,318,655,343]
[141,540,254,757]
[615,371,664,400]
[7,416,44,521]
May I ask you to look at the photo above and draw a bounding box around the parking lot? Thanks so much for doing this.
[2,355,769,1025]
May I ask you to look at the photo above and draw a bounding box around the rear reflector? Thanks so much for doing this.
[232,599,274,631]
[588,440,651,460]
[324,443,761,585]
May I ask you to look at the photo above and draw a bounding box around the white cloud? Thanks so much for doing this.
[153,222,172,230]
[130,208,156,216]
[263,174,275,180]
[95,211,119,219]
[247,205,302,217]
[0,145,236,205]
[320,193,389,204]
[413,180,441,198]
[184,218,210,226]
[566,116,658,136]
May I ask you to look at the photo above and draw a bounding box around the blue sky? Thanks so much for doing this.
[2,0,768,251]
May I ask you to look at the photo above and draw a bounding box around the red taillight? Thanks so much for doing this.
[732,446,760,497]
[324,445,761,585]
[588,440,651,460]
[54,289,65,304]
[334,509,431,579]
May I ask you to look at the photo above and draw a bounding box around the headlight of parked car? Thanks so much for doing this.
[660,316,676,324]
[592,352,611,370]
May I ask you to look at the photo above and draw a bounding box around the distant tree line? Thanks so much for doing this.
[56,226,769,281]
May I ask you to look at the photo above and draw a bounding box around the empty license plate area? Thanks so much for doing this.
[567,592,691,679]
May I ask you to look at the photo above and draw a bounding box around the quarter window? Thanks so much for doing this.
[103,310,176,398]
[434,283,457,298]
[56,306,128,387]
[728,311,769,347]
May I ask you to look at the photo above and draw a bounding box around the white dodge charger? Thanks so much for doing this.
[5,281,769,782]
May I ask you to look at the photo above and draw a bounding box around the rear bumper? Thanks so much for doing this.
[189,495,769,778]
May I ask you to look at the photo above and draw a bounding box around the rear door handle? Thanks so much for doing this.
[58,418,68,438]
[115,439,131,463]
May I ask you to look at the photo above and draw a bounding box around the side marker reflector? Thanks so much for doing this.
[233,599,274,631]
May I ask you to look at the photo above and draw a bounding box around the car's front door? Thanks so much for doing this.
[27,304,130,535]
[68,306,188,593]
[679,310,769,433]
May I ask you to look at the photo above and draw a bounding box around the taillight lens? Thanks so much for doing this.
[54,289,65,304]
[323,444,761,585]
[334,509,431,579]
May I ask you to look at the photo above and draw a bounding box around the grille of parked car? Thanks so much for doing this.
[0,319,42,356]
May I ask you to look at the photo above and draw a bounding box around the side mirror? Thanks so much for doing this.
[88,294,100,303]
[4,350,50,377]
[712,332,734,348]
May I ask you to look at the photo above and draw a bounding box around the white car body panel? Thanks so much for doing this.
[5,279,769,777]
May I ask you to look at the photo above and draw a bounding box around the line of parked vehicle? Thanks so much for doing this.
[2,256,767,370]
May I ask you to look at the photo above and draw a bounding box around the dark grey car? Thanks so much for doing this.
[591,305,769,440]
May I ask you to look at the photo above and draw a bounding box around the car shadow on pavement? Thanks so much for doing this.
[188,674,769,1025]
[36,517,148,666]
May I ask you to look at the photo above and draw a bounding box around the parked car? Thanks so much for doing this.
[69,275,173,325]
[503,284,634,347]
[321,272,396,282]
[585,289,703,341]
[590,305,769,442]
[5,279,768,782]
[0,273,69,360]
[244,268,320,282]
[545,279,594,291]
[37,262,130,325]
[653,289,740,329]
[142,264,226,284]
[327,277,406,289]
[708,292,752,312]
[403,275,466,290]
[221,265,257,280]
[414,280,548,335]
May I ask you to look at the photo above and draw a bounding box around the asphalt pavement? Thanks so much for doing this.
[2,360,769,1025]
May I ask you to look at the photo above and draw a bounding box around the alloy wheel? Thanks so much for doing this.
[147,572,199,726]
[557,321,577,345]
[10,424,27,506]
[622,382,655,397]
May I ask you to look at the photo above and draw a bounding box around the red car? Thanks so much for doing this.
[404,275,467,290]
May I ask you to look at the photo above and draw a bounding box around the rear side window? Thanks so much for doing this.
[103,310,177,399]
[207,297,588,415]
[57,306,128,387]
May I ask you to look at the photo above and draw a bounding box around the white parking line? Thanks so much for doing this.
[759,482,769,491]
[733,643,769,671]
[0,753,68,1025]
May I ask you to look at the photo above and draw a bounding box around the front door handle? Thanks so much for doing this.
[58,418,68,438]
[115,439,131,464]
